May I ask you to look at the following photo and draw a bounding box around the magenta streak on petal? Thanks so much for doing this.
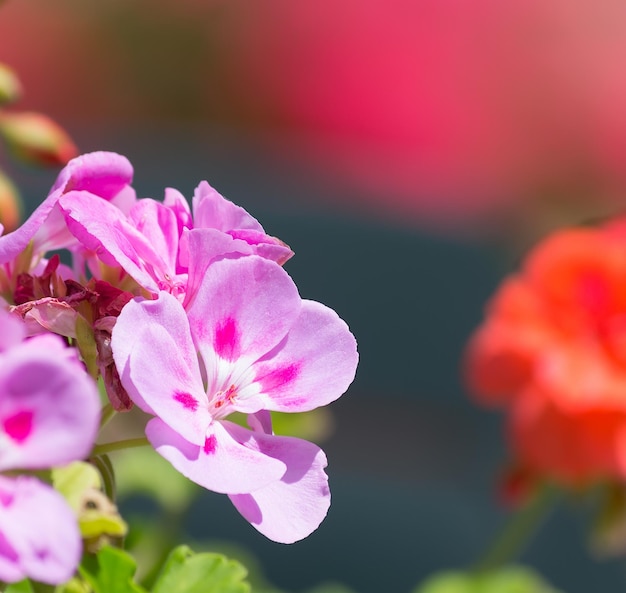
[0,532,18,563]
[258,363,301,393]
[214,317,239,360]
[203,434,217,455]
[3,410,33,443]
[0,490,13,507]
[173,391,199,412]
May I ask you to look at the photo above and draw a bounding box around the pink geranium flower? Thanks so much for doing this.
[0,308,100,584]
[59,178,293,303]
[111,255,357,542]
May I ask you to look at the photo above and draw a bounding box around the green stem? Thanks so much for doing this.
[99,402,116,428]
[91,454,116,501]
[91,436,150,457]
[474,483,559,573]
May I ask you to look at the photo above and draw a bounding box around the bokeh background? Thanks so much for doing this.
[4,0,626,591]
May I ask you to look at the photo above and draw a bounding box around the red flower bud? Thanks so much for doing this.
[0,63,21,106]
[0,170,22,232]
[0,112,78,166]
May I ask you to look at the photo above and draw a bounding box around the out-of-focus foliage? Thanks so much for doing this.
[413,566,563,593]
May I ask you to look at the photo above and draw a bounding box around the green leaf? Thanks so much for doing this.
[151,545,250,593]
[79,545,147,593]
[5,580,34,593]
[413,566,564,593]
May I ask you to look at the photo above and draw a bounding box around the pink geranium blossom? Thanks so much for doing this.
[0,308,100,583]
[111,255,357,542]
[59,179,293,303]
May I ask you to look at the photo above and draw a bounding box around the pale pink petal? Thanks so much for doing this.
[49,151,133,201]
[192,181,264,232]
[109,185,137,215]
[129,199,179,278]
[146,418,286,494]
[191,181,293,265]
[187,256,301,394]
[0,309,25,352]
[126,315,209,444]
[228,229,293,265]
[164,187,193,243]
[229,432,330,543]
[0,475,81,584]
[247,410,273,434]
[182,229,255,308]
[0,151,133,263]
[112,293,202,416]
[244,300,358,413]
[60,191,162,292]
[0,335,100,471]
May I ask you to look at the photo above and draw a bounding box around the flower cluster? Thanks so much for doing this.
[0,308,99,583]
[465,220,626,486]
[0,151,358,583]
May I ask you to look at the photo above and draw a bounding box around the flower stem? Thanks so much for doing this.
[91,436,150,457]
[474,483,559,573]
[99,402,116,428]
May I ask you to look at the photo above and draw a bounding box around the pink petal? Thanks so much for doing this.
[112,293,201,417]
[191,182,293,265]
[0,335,100,471]
[61,191,163,292]
[229,432,330,543]
[163,187,193,243]
[192,181,264,232]
[126,308,209,445]
[146,418,286,494]
[228,229,294,265]
[129,199,179,278]
[246,300,358,412]
[0,309,25,352]
[186,256,301,394]
[0,151,132,264]
[182,228,255,308]
[0,475,81,584]
[49,151,133,200]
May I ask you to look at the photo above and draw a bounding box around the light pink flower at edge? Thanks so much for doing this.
[0,309,100,584]
[111,255,358,543]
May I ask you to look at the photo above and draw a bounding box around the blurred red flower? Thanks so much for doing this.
[465,221,626,484]
[218,0,626,229]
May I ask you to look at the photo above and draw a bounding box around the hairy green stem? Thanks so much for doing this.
[91,436,150,457]
[99,402,116,429]
[474,483,558,573]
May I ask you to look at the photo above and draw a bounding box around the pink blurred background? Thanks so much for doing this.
[4,0,626,236]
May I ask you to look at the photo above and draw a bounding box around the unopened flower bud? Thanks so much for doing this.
[0,169,22,232]
[0,63,21,106]
[0,111,78,166]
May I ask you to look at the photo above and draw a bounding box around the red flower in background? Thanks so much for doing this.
[465,222,626,485]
